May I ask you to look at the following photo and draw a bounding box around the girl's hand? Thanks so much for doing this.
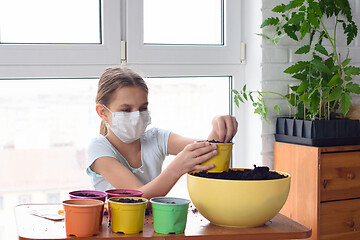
[208,115,238,143]
[171,141,217,175]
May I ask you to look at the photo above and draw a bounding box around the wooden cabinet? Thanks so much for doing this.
[273,142,360,240]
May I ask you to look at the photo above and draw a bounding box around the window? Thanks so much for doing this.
[126,0,242,64]
[143,0,223,45]
[0,0,100,44]
[0,79,98,192]
[0,0,120,71]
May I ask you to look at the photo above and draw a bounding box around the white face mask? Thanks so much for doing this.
[103,105,151,143]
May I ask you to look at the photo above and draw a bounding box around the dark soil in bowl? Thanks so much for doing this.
[190,165,287,180]
[111,198,144,203]
[73,193,99,197]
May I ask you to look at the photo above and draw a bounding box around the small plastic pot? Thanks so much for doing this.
[69,190,107,202]
[69,190,107,225]
[62,199,104,237]
[201,142,234,172]
[150,197,190,234]
[105,189,143,198]
[108,197,148,234]
[105,189,144,219]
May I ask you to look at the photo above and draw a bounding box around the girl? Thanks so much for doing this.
[87,67,238,199]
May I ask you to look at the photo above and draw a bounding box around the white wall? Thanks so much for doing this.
[261,0,360,168]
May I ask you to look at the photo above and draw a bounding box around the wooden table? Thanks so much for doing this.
[15,204,311,240]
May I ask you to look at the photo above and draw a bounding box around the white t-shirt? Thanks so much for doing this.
[87,128,171,191]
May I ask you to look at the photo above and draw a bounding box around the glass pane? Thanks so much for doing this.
[0,79,99,239]
[0,0,101,44]
[146,76,230,198]
[144,0,223,45]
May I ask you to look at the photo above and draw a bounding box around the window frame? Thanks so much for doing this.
[0,0,121,79]
[126,0,242,64]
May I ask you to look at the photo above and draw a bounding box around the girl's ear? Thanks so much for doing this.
[96,104,110,122]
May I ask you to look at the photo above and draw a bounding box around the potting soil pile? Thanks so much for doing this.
[191,165,287,180]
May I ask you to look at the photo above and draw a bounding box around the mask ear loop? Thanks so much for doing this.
[102,104,112,113]
[102,105,112,126]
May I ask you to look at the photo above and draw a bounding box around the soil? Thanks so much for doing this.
[73,193,99,197]
[190,165,287,180]
[111,198,144,203]
[208,139,232,143]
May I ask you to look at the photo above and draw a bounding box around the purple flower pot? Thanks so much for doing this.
[69,190,107,202]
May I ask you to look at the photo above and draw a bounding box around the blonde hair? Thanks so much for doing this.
[96,67,148,135]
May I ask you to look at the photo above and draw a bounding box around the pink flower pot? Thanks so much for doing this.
[105,189,143,198]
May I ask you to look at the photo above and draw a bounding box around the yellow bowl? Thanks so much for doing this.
[187,168,290,228]
[202,142,234,172]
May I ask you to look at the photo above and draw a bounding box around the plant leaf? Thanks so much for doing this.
[290,85,299,92]
[270,34,286,45]
[256,33,270,39]
[309,1,322,16]
[292,73,307,81]
[272,4,287,13]
[328,86,342,102]
[234,96,240,107]
[311,58,332,75]
[284,61,309,74]
[308,12,320,28]
[342,58,351,67]
[344,66,360,76]
[327,74,341,87]
[249,93,254,102]
[261,17,280,28]
[288,12,305,25]
[243,92,248,101]
[295,45,311,54]
[290,0,305,9]
[232,89,239,95]
[274,105,281,115]
[344,21,358,45]
[283,24,299,41]
[340,92,352,117]
[296,81,309,93]
[300,21,311,39]
[300,93,310,105]
[344,76,352,81]
[315,43,329,56]
[345,82,360,94]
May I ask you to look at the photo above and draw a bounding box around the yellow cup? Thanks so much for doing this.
[202,143,234,172]
[108,197,148,234]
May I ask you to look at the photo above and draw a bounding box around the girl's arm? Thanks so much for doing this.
[90,141,217,199]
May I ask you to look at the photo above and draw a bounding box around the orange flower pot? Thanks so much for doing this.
[62,199,104,237]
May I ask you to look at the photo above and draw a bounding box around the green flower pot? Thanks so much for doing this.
[150,197,190,234]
